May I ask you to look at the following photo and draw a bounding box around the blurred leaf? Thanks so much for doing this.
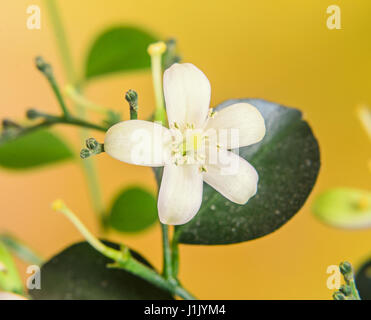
[109,187,158,233]
[0,129,74,170]
[85,26,157,80]
[356,258,371,300]
[29,241,173,300]
[312,188,371,229]
[0,234,43,265]
[155,99,320,244]
[0,242,23,294]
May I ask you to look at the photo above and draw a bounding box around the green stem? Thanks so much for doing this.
[43,0,78,86]
[349,278,361,300]
[45,0,106,228]
[171,229,180,278]
[0,113,107,146]
[161,224,173,281]
[65,85,109,115]
[148,42,167,125]
[53,200,195,300]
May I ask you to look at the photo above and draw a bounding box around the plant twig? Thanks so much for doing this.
[161,224,174,282]
[35,56,71,118]
[52,200,196,300]
[0,111,107,146]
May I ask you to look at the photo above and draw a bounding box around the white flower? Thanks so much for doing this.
[105,63,266,225]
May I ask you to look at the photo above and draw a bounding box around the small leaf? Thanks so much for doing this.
[29,241,173,300]
[0,129,74,170]
[0,241,23,294]
[312,188,371,229]
[85,26,157,80]
[356,258,371,300]
[109,187,158,233]
[154,99,320,244]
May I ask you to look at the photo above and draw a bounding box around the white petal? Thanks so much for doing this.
[205,103,266,149]
[158,164,203,225]
[104,120,171,167]
[163,63,211,128]
[204,148,258,204]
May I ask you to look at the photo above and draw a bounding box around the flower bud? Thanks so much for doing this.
[339,262,352,275]
[333,291,346,300]
[86,138,99,150]
[80,148,91,159]
[339,284,352,296]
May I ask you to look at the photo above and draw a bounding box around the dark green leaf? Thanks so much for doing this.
[109,187,158,233]
[356,258,371,300]
[0,129,74,170]
[155,99,320,244]
[85,26,157,80]
[29,241,173,300]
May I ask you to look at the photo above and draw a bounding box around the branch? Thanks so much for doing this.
[0,110,107,146]
[51,200,196,300]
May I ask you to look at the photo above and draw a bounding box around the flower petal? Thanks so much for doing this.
[104,120,171,167]
[158,164,203,225]
[205,102,266,149]
[163,63,211,128]
[203,148,258,204]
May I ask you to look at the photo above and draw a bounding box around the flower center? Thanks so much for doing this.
[170,123,207,167]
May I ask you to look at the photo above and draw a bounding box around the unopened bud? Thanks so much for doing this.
[333,291,346,300]
[339,262,352,275]
[80,148,91,159]
[35,56,52,76]
[26,109,41,119]
[86,138,99,150]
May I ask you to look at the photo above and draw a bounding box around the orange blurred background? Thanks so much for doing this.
[1,0,370,299]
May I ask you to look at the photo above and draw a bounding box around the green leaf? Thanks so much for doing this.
[356,258,371,300]
[312,188,371,229]
[0,241,23,294]
[155,99,320,244]
[85,26,157,80]
[0,129,74,170]
[29,241,173,300]
[109,187,158,233]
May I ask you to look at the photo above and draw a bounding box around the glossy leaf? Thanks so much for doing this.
[356,258,371,300]
[109,187,158,233]
[0,129,74,170]
[155,99,320,244]
[312,188,371,229]
[29,241,173,300]
[85,26,157,80]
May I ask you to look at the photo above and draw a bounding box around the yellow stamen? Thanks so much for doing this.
[147,41,167,56]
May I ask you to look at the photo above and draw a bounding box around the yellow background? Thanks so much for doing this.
[1,0,370,299]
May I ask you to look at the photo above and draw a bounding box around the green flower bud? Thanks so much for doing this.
[125,89,138,106]
[80,148,91,159]
[26,109,41,119]
[339,284,352,296]
[333,291,346,300]
[339,262,352,275]
[35,56,52,76]
[86,138,99,150]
